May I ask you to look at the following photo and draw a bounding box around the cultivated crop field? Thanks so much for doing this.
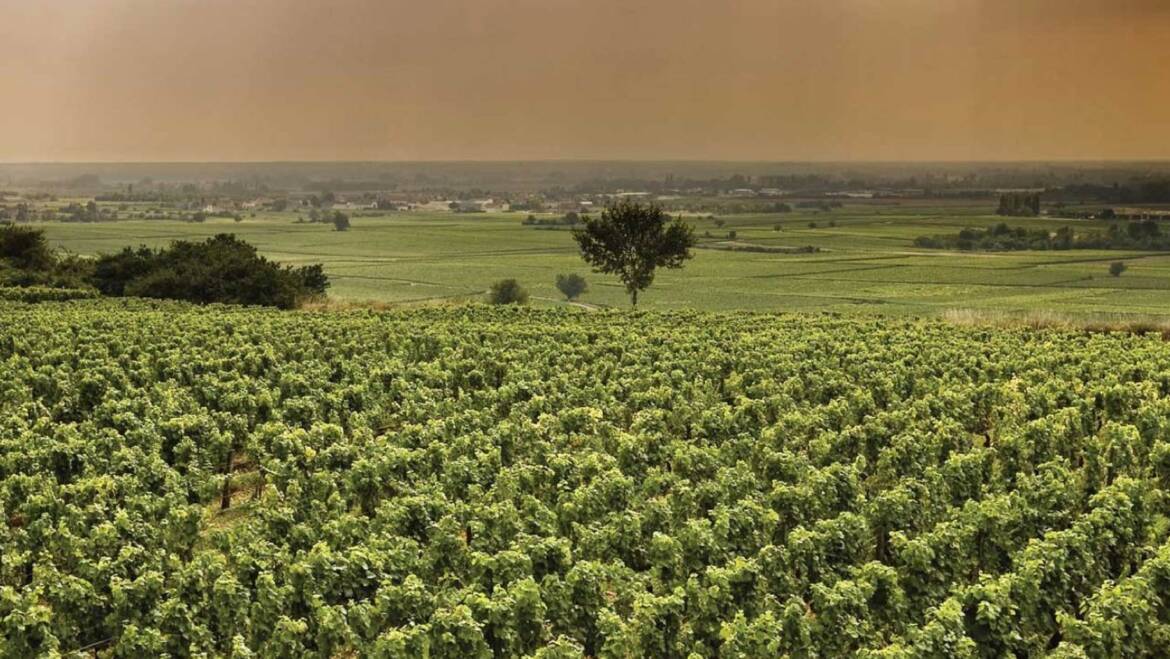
[3,300,1170,656]
[33,200,1170,316]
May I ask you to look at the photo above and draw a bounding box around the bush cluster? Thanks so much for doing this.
[90,234,328,308]
[915,221,1170,252]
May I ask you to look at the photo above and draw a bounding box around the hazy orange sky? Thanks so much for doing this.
[1,0,1167,162]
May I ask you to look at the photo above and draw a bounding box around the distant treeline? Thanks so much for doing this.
[1054,180,1170,204]
[655,200,833,215]
[996,193,1041,217]
[521,212,584,227]
[997,182,1170,212]
[915,221,1170,251]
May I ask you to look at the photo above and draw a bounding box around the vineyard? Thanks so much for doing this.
[4,300,1170,657]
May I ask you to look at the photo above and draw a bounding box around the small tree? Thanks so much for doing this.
[714,218,726,228]
[555,273,588,301]
[488,278,529,305]
[1110,261,1127,277]
[332,212,350,231]
[572,200,695,307]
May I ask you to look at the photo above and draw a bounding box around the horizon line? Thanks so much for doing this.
[3,157,1170,166]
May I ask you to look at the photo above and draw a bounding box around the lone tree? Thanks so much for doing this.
[1110,261,1127,277]
[332,211,350,231]
[572,199,695,307]
[488,278,529,305]
[555,273,588,301]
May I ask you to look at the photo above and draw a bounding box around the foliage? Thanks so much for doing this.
[0,286,98,302]
[916,221,1170,252]
[487,278,529,305]
[3,304,1170,655]
[1110,261,1127,277]
[572,200,695,306]
[0,225,95,290]
[0,224,54,270]
[523,212,582,228]
[89,234,328,308]
[332,212,351,231]
[996,192,1041,217]
[554,273,587,301]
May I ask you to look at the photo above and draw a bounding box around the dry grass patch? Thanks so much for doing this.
[943,308,1170,337]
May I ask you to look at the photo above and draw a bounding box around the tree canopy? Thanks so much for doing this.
[571,200,695,306]
[90,233,328,308]
[555,273,588,301]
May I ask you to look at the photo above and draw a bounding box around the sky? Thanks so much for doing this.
[1,0,1167,162]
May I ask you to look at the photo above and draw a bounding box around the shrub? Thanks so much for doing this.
[332,212,351,231]
[0,226,93,289]
[488,279,529,305]
[88,247,156,296]
[555,274,588,301]
[0,225,54,270]
[90,234,328,308]
[1110,261,1127,277]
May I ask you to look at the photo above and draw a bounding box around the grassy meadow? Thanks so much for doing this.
[32,199,1170,316]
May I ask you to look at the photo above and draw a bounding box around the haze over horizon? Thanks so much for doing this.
[3,0,1168,163]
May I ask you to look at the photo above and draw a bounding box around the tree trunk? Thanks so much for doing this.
[220,451,233,510]
[631,289,638,307]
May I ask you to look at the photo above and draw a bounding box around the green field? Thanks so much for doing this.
[33,200,1170,316]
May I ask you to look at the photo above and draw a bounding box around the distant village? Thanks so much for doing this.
[2,170,1169,223]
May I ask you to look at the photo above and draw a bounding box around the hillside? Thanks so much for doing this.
[3,301,1170,656]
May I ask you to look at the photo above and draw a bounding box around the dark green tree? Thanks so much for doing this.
[0,225,54,270]
[555,273,588,301]
[488,278,529,305]
[571,200,695,307]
